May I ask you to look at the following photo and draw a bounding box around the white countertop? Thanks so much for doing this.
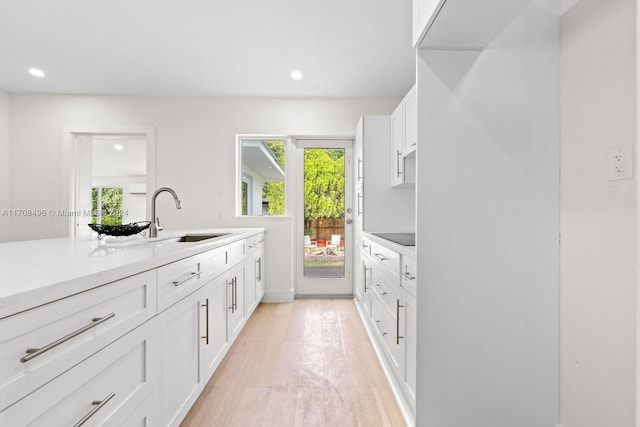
[0,228,264,319]
[364,231,416,257]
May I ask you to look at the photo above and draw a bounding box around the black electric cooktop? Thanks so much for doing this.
[371,232,415,246]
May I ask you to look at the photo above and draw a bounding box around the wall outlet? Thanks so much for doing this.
[216,211,225,221]
[608,145,633,181]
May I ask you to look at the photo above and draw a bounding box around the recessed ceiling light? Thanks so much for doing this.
[290,70,303,80]
[28,68,45,78]
[113,144,124,151]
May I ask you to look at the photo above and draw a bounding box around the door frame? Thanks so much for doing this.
[64,124,156,238]
[293,136,354,297]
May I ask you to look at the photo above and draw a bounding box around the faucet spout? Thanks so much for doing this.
[149,187,181,238]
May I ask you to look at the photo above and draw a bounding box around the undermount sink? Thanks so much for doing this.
[173,233,229,243]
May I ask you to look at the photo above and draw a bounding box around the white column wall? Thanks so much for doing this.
[0,91,9,239]
[561,0,636,425]
[415,3,560,426]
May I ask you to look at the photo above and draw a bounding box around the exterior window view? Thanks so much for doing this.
[239,138,286,216]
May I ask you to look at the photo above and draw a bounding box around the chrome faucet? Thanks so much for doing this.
[149,187,181,237]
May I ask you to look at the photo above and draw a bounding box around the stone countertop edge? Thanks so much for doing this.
[363,231,416,257]
[0,228,265,319]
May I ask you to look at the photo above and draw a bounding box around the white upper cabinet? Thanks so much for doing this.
[413,0,531,49]
[391,85,417,188]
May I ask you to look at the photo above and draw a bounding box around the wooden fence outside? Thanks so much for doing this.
[305,218,344,241]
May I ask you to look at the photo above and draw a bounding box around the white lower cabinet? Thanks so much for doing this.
[0,319,159,426]
[158,287,205,427]
[354,235,416,424]
[201,273,230,379]
[227,263,245,343]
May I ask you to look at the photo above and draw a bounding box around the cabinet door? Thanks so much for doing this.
[402,288,417,410]
[158,288,204,427]
[245,255,258,315]
[404,86,417,155]
[201,274,230,380]
[390,105,405,187]
[227,263,246,343]
[255,253,265,302]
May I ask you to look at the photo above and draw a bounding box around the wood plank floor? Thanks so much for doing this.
[181,299,406,427]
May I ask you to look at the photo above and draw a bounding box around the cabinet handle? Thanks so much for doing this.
[375,320,388,336]
[21,313,116,363]
[411,142,417,147]
[373,253,388,261]
[357,158,363,181]
[375,283,387,296]
[228,279,235,313]
[402,271,416,280]
[357,193,363,216]
[363,265,369,292]
[256,257,262,281]
[72,392,116,427]
[396,299,405,345]
[173,271,200,287]
[201,298,209,345]
[233,276,238,311]
[396,150,402,177]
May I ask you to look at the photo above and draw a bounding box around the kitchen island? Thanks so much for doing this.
[0,228,265,426]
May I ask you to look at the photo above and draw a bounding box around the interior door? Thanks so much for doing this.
[295,138,353,296]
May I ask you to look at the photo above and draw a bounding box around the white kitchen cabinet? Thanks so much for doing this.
[401,286,417,411]
[353,116,415,232]
[245,233,265,315]
[158,287,205,427]
[0,270,156,411]
[201,273,230,380]
[0,319,159,426]
[391,85,417,188]
[227,263,246,343]
[354,235,416,423]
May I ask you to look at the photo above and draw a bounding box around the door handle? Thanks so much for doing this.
[346,218,352,224]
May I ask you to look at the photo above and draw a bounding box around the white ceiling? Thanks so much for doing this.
[0,0,415,97]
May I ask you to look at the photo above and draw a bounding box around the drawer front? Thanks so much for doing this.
[370,291,402,374]
[247,233,265,253]
[370,262,400,317]
[200,245,230,283]
[369,240,400,277]
[360,237,372,256]
[157,254,207,312]
[401,253,417,297]
[0,270,156,411]
[0,319,158,427]
[229,239,246,266]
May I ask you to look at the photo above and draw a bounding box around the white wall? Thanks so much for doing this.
[561,0,636,425]
[416,3,560,426]
[7,95,399,301]
[0,91,9,239]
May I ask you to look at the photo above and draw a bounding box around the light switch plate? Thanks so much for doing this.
[608,145,633,181]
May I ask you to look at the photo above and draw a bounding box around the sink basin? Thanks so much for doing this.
[174,233,229,243]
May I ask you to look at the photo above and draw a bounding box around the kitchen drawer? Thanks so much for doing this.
[370,262,401,317]
[360,237,372,256]
[369,240,400,277]
[200,245,230,283]
[0,318,158,426]
[229,239,246,266]
[370,291,402,375]
[247,233,265,253]
[401,253,417,297]
[0,270,156,411]
[157,253,208,312]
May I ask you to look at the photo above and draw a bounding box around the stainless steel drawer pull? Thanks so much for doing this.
[202,298,209,345]
[396,299,405,345]
[228,278,235,313]
[173,271,200,287]
[396,150,402,177]
[375,320,388,336]
[21,313,116,363]
[402,272,416,280]
[374,253,388,261]
[73,392,116,427]
[233,276,238,311]
[375,284,387,295]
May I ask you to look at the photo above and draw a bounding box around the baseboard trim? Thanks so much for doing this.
[294,294,354,299]
[354,298,416,427]
[263,288,294,302]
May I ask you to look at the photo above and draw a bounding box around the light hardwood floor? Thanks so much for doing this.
[181,299,406,427]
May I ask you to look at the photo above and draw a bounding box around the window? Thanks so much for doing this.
[92,187,123,225]
[237,137,287,216]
